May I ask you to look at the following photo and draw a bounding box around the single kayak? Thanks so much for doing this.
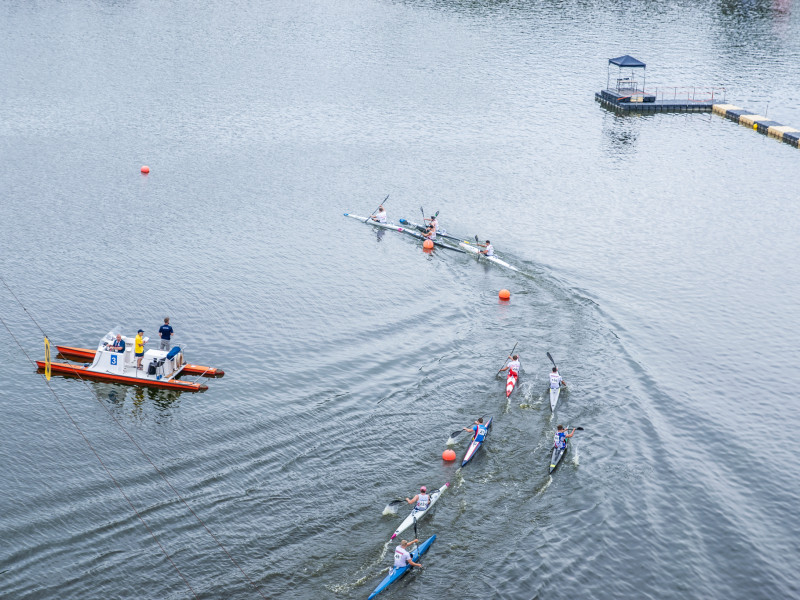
[549,442,568,474]
[368,535,436,599]
[461,416,493,467]
[344,213,465,253]
[390,482,449,541]
[506,370,519,398]
[549,386,561,411]
[458,241,519,272]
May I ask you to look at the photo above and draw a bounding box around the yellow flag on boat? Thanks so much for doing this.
[44,336,51,381]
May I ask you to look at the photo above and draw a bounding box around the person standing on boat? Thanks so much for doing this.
[394,539,423,569]
[550,367,566,390]
[370,205,387,223]
[405,486,430,510]
[109,334,125,353]
[500,354,521,378]
[135,329,146,370]
[463,417,488,441]
[554,425,577,450]
[158,317,174,351]
[479,240,494,256]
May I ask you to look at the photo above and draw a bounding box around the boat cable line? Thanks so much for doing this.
[0,275,267,600]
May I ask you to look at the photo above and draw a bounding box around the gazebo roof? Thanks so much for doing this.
[609,55,646,68]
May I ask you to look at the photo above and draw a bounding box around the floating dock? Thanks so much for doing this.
[595,89,719,113]
[712,104,800,149]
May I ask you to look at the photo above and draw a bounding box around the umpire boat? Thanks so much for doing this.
[37,329,221,392]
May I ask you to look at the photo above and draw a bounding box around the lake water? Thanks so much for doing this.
[1,0,799,598]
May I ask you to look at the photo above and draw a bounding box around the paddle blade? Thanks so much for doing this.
[382,503,400,516]
[547,352,557,369]
[575,427,584,431]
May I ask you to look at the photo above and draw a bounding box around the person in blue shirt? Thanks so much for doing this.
[554,425,577,450]
[463,418,488,441]
[108,334,125,353]
[158,317,174,351]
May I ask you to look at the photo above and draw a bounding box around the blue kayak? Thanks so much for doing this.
[367,535,436,599]
[461,416,493,467]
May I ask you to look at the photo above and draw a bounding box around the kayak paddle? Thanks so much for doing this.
[547,352,557,370]
[449,414,489,439]
[364,194,389,223]
[496,341,518,376]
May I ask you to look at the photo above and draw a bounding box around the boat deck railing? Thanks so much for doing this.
[643,86,727,103]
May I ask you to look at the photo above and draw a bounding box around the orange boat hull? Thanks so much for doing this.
[55,345,224,377]
[36,360,208,392]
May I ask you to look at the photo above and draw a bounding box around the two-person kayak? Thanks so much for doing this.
[344,213,464,252]
[367,535,436,599]
[461,416,493,467]
[390,483,449,541]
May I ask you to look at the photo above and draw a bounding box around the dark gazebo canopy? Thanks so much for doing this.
[607,55,646,91]
[609,55,646,68]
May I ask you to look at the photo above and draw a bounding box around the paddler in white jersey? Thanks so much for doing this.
[370,205,387,223]
[479,240,494,256]
[394,539,423,569]
[423,215,438,240]
[405,486,431,511]
[550,367,567,389]
[500,354,521,378]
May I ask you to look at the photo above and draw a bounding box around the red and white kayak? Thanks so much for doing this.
[506,370,518,397]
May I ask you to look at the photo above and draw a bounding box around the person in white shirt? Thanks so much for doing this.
[550,367,567,389]
[405,486,430,511]
[500,354,521,378]
[423,215,438,240]
[371,205,387,223]
[479,240,494,256]
[394,539,423,569]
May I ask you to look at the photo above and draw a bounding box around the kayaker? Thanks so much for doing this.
[423,215,438,240]
[370,205,387,223]
[108,334,125,353]
[464,417,488,441]
[500,354,521,378]
[135,329,146,370]
[479,240,494,256]
[554,425,577,450]
[550,367,567,389]
[405,486,430,510]
[394,539,423,569]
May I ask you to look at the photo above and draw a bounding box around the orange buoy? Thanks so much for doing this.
[498,289,511,300]
[140,165,150,174]
[442,449,456,461]
[423,239,434,250]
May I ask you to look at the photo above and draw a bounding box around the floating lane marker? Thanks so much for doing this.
[713,103,800,149]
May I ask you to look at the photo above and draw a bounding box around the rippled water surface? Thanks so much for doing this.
[1,0,799,598]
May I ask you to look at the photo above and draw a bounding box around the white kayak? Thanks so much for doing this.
[549,386,561,411]
[390,482,450,541]
[458,241,519,272]
[344,213,464,252]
